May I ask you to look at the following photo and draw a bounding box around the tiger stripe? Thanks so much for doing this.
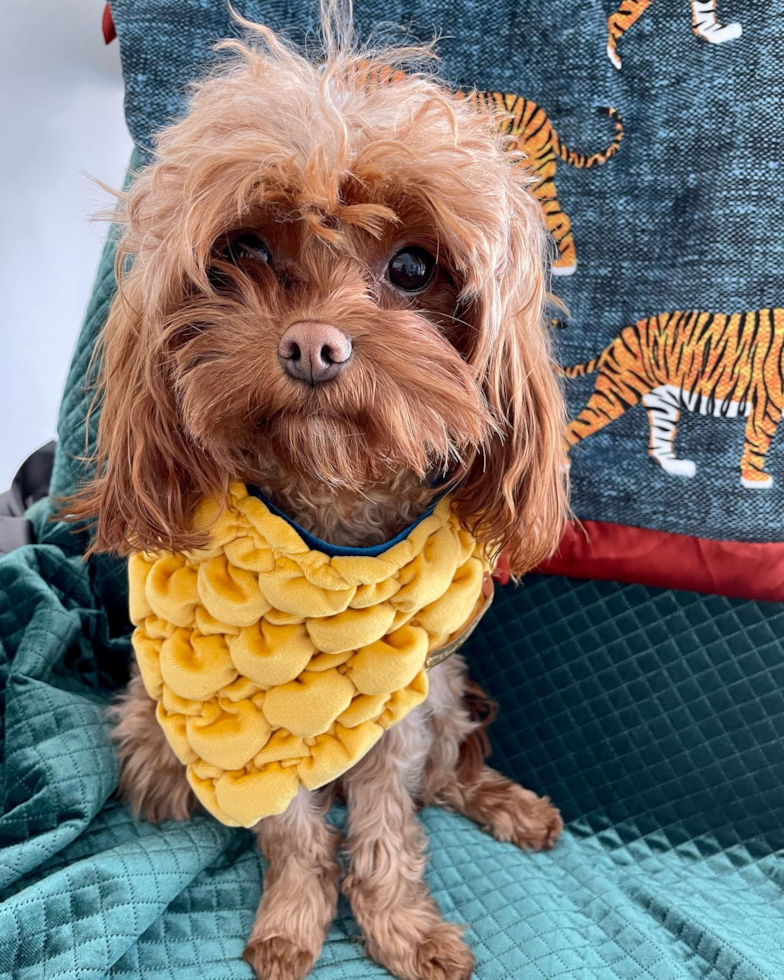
[564,309,784,486]
[353,63,623,276]
[607,0,654,68]
[459,90,623,273]
[607,0,742,69]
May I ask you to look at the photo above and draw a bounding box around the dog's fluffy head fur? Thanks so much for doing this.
[66,5,567,574]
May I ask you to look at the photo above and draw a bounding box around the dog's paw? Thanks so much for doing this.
[411,922,475,980]
[478,783,563,851]
[518,797,563,850]
[506,791,563,851]
[243,936,318,980]
[368,921,474,980]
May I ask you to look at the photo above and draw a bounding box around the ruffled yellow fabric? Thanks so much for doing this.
[130,483,491,828]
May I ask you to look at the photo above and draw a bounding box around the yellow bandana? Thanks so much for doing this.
[129,483,492,827]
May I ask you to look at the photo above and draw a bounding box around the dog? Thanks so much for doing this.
[65,6,567,978]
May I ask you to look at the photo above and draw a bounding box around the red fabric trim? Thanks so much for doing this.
[538,519,784,603]
[103,4,116,44]
[493,554,511,586]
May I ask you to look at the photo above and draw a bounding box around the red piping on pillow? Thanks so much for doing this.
[538,518,784,602]
[103,4,116,44]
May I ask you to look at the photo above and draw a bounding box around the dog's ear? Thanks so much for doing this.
[60,259,220,556]
[453,186,568,577]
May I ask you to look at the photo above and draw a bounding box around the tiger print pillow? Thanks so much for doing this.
[85,0,783,602]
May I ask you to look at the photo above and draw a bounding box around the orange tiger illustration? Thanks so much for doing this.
[458,91,623,275]
[564,309,784,488]
[607,0,742,69]
[354,63,624,276]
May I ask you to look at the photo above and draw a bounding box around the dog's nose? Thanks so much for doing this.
[278,320,353,385]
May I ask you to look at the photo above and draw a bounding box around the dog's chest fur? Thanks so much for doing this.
[259,467,434,548]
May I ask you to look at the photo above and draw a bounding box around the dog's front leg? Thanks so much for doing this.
[244,787,340,980]
[111,666,197,823]
[423,657,563,851]
[341,720,475,980]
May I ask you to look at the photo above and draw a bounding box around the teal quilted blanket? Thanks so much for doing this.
[2,0,784,973]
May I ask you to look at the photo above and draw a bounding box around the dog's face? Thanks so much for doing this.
[72,36,566,572]
[173,177,491,491]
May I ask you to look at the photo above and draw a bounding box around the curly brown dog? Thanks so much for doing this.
[65,5,566,977]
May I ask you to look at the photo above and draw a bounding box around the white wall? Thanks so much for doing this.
[0,0,132,489]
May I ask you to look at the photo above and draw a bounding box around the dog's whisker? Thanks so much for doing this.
[437,311,481,333]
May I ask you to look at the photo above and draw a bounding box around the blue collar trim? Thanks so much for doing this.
[247,486,436,557]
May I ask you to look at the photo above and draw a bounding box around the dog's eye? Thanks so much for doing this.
[225,233,272,265]
[387,247,436,292]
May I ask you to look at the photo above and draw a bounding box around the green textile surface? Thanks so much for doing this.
[2,523,783,978]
